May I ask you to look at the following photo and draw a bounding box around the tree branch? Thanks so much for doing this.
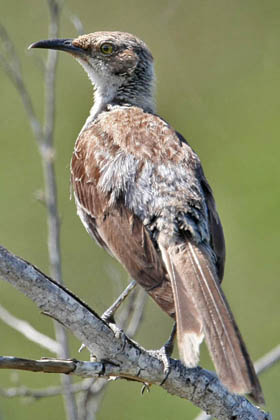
[0,245,271,420]
[41,2,78,418]
[0,379,92,399]
[42,0,62,287]
[194,345,280,420]
[0,23,43,140]
[0,304,60,354]
[66,8,85,36]
[255,345,280,376]
[76,378,107,420]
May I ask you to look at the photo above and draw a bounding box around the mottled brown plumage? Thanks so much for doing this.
[30,32,264,404]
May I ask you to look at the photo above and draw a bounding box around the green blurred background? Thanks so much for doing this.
[1,0,279,418]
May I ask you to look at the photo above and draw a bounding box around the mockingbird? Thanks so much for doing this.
[29,31,264,404]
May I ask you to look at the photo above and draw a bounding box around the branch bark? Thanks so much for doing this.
[194,345,280,420]
[0,245,271,420]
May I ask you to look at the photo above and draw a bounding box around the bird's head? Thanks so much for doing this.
[29,31,155,114]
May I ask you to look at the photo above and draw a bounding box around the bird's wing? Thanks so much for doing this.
[71,128,176,317]
[199,167,226,281]
[175,131,226,282]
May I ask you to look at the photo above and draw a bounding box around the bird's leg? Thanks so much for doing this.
[79,279,137,353]
[78,280,137,355]
[102,279,137,323]
[163,322,177,358]
[148,322,177,385]
[101,279,137,355]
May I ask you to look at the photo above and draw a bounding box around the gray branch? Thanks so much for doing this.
[0,23,43,140]
[0,304,61,354]
[0,378,93,399]
[0,245,271,420]
[193,345,280,420]
[255,345,280,376]
[40,1,77,418]
[66,9,85,35]
[42,0,63,287]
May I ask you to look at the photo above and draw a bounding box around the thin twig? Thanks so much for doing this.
[66,9,85,35]
[0,24,42,140]
[40,2,78,419]
[255,344,280,375]
[0,378,93,399]
[77,379,107,420]
[42,0,62,287]
[0,305,61,354]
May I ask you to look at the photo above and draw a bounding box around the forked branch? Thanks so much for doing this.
[0,245,271,420]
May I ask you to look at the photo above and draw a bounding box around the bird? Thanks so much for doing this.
[29,31,264,404]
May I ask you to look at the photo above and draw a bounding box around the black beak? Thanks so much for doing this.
[28,38,85,56]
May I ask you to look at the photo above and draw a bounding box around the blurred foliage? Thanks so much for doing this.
[0,0,279,418]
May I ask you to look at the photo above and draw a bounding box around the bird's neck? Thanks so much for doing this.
[80,81,155,134]
[93,80,155,116]
[78,59,156,130]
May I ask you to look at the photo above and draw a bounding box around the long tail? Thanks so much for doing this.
[159,238,264,404]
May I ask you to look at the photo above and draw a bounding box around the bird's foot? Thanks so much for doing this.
[148,323,176,385]
[141,382,151,395]
[107,322,127,352]
[101,282,137,354]
[78,343,86,353]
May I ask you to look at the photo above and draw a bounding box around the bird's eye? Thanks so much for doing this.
[100,43,114,55]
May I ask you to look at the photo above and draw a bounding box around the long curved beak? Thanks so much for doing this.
[28,38,85,56]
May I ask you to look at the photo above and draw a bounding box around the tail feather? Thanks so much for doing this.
[159,241,204,367]
[159,238,264,404]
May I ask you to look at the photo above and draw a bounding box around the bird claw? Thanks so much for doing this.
[147,344,172,385]
[108,322,127,351]
[141,382,151,395]
[78,343,86,353]
[101,312,115,324]
[147,323,176,385]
